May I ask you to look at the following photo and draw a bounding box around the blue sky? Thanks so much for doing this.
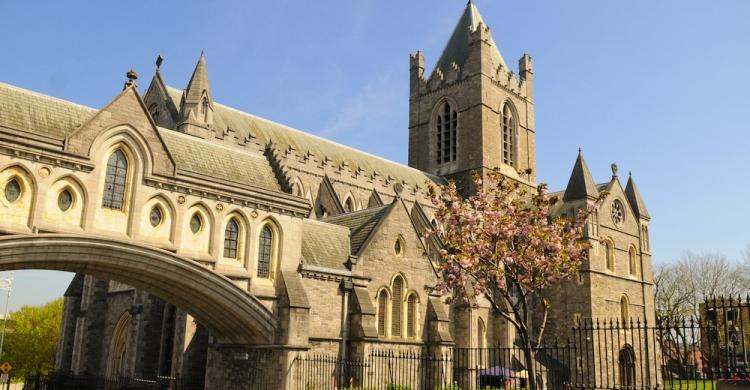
[0,0,749,310]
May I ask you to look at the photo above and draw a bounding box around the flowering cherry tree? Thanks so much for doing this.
[427,170,604,390]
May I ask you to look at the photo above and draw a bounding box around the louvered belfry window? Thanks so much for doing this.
[257,226,273,278]
[224,219,239,259]
[391,276,404,337]
[501,103,515,167]
[103,149,128,210]
[377,290,388,337]
[436,101,457,164]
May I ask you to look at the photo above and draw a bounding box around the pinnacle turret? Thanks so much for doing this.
[178,52,214,137]
[563,151,599,201]
[625,173,650,220]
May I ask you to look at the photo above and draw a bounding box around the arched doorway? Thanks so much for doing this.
[619,345,636,388]
[106,312,131,378]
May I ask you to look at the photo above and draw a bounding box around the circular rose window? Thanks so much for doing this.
[611,199,625,226]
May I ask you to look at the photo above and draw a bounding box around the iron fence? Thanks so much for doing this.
[294,297,750,390]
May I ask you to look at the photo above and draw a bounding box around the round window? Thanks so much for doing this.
[150,206,163,227]
[57,189,73,212]
[611,200,625,226]
[190,214,202,234]
[4,179,21,203]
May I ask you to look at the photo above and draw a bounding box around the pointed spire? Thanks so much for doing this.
[432,1,507,76]
[184,51,211,106]
[563,150,599,201]
[625,173,650,220]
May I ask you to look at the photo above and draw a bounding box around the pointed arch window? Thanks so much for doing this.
[628,247,637,276]
[620,295,630,324]
[605,239,615,271]
[103,149,128,210]
[257,225,273,278]
[391,276,404,337]
[435,101,458,164]
[224,218,240,259]
[501,103,516,167]
[377,290,388,337]
[406,293,418,338]
[478,318,487,349]
[344,197,354,213]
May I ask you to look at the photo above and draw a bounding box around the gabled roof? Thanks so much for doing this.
[432,0,508,76]
[0,82,96,139]
[164,86,444,189]
[563,152,599,201]
[300,219,351,271]
[322,204,391,256]
[625,174,650,220]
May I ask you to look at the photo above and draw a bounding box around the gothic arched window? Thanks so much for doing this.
[620,295,630,324]
[391,276,404,337]
[103,149,128,210]
[377,290,389,337]
[435,101,457,164]
[344,196,354,213]
[257,225,273,278]
[478,317,487,349]
[224,218,240,259]
[406,293,418,338]
[605,239,615,271]
[628,247,637,276]
[501,103,516,167]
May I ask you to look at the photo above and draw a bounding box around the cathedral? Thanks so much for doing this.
[0,1,654,388]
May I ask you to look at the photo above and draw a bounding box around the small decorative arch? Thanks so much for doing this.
[183,203,213,255]
[106,311,131,378]
[376,288,390,337]
[256,219,281,280]
[45,175,87,231]
[0,164,36,230]
[628,246,638,276]
[619,344,636,388]
[500,100,518,167]
[343,194,355,213]
[291,177,305,198]
[604,238,615,271]
[642,225,650,252]
[432,98,459,164]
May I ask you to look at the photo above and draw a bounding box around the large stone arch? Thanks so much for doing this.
[0,234,276,345]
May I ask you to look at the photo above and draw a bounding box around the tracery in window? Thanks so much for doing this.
[611,200,625,226]
[435,101,457,164]
[224,218,240,259]
[501,103,516,167]
[102,149,128,210]
[257,225,273,278]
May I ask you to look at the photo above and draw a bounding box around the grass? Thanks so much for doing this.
[663,380,717,390]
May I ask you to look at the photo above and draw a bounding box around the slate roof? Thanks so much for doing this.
[158,129,282,192]
[165,87,444,189]
[322,204,391,256]
[432,1,508,76]
[563,152,599,201]
[0,82,96,139]
[300,219,351,271]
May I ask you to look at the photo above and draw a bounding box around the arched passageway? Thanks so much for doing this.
[0,234,277,345]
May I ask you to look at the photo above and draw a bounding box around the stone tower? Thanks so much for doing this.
[408,1,536,192]
[177,52,215,139]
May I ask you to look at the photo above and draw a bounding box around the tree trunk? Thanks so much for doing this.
[524,337,539,390]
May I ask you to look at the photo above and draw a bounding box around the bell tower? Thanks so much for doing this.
[408,1,536,191]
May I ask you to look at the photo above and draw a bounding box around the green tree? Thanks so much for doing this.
[3,298,63,379]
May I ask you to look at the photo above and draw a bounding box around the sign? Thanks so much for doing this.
[0,361,11,374]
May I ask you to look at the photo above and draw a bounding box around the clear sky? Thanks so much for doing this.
[0,0,748,311]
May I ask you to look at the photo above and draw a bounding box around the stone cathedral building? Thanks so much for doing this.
[0,2,654,388]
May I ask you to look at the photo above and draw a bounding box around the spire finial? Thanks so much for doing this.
[611,163,618,178]
[578,147,582,155]
[155,55,163,70]
[123,69,138,90]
